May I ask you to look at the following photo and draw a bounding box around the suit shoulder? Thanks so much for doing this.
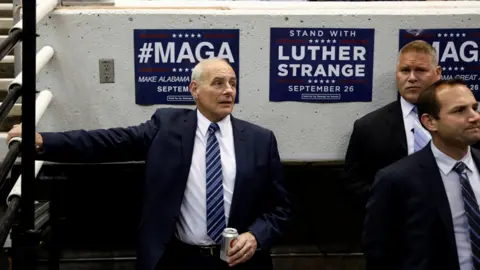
[354,101,398,127]
[151,108,193,121]
[234,117,273,136]
[152,107,192,117]
[378,150,423,180]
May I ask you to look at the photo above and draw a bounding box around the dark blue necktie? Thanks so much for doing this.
[453,162,480,268]
[205,123,226,243]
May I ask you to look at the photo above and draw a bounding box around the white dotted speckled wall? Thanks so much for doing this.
[30,2,480,161]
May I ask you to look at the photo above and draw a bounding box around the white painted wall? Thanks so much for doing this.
[24,1,480,161]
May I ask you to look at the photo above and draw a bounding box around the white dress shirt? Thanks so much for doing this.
[432,142,480,270]
[400,97,430,155]
[175,110,236,245]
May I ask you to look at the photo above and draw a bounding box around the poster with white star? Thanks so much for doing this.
[133,29,239,105]
[269,27,374,103]
[399,29,480,99]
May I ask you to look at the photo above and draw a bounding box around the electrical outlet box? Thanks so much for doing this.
[99,59,115,83]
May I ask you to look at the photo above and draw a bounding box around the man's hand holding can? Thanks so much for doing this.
[226,232,258,267]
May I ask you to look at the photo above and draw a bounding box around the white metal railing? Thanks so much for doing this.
[7,89,53,204]
[10,45,54,88]
[10,0,58,34]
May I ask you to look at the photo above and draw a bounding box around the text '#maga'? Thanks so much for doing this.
[137,41,234,64]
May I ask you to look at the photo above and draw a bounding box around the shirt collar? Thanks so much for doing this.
[196,109,231,138]
[400,96,416,119]
[431,141,473,175]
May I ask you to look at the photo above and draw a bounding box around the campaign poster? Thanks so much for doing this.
[270,27,375,103]
[134,29,240,105]
[399,29,480,100]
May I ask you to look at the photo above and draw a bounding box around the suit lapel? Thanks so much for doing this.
[180,110,197,181]
[419,145,456,249]
[228,115,246,226]
[471,148,480,171]
[386,100,408,155]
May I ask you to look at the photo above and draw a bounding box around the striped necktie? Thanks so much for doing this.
[205,122,226,243]
[453,161,480,269]
[412,106,431,152]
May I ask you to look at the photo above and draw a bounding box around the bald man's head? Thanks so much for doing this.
[191,58,231,84]
[189,58,237,122]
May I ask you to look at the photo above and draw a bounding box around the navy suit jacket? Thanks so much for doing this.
[343,100,408,206]
[362,143,480,270]
[37,108,292,270]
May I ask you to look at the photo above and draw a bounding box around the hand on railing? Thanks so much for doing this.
[6,124,44,150]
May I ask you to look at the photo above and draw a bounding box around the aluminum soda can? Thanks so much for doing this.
[220,228,239,261]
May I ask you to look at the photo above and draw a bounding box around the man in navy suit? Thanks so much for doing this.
[343,40,442,207]
[7,58,292,270]
[363,78,480,270]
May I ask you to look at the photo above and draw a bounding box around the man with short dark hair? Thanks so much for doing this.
[6,58,292,270]
[363,79,480,270]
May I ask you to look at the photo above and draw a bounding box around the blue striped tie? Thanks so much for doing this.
[205,123,226,243]
[412,106,431,152]
[453,162,480,269]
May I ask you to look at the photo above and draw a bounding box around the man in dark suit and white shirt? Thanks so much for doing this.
[363,78,480,270]
[343,40,442,205]
[6,58,292,270]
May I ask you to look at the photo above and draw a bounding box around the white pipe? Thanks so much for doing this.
[10,46,54,89]
[7,161,44,204]
[0,4,13,11]
[0,55,14,64]
[6,89,53,204]
[34,90,52,125]
[9,0,58,34]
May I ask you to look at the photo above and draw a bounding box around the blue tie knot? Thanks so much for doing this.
[208,123,220,134]
[412,106,418,114]
[453,161,467,174]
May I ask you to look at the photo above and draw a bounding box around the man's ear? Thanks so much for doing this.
[190,80,199,99]
[421,113,438,133]
[435,65,442,79]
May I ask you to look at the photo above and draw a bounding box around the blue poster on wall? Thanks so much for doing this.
[399,29,480,100]
[133,29,240,105]
[269,28,375,103]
